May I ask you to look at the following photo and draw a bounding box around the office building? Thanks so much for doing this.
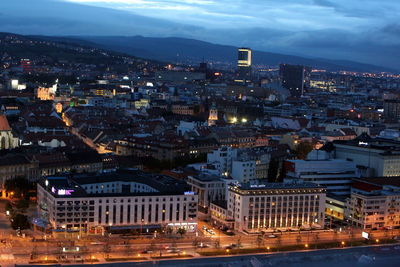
[37,170,198,233]
[383,99,400,120]
[227,182,326,233]
[285,150,358,196]
[236,48,252,83]
[279,64,306,97]
[334,134,400,177]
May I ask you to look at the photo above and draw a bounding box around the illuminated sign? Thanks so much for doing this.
[57,189,74,196]
[362,231,369,239]
[250,184,266,188]
[51,186,74,196]
[184,191,195,195]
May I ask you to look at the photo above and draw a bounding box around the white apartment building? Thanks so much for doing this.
[207,146,271,182]
[285,150,358,195]
[231,159,256,183]
[207,146,237,175]
[227,182,326,233]
[345,178,400,229]
[37,170,198,233]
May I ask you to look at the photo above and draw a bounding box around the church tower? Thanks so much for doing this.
[208,102,218,126]
[0,113,19,150]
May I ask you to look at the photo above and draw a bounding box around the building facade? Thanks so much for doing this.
[37,170,198,233]
[227,182,326,233]
[334,136,400,177]
[285,156,358,195]
[345,178,400,229]
[187,174,233,212]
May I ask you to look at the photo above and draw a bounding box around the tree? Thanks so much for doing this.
[166,227,173,235]
[11,213,30,230]
[295,142,313,160]
[214,239,221,249]
[275,235,282,248]
[192,238,200,248]
[124,242,131,256]
[16,199,29,210]
[103,243,111,258]
[4,177,32,199]
[236,237,242,248]
[177,227,186,237]
[268,158,280,182]
[5,202,13,212]
[256,234,264,248]
[296,235,302,245]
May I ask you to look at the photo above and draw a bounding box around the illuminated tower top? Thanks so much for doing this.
[237,48,252,68]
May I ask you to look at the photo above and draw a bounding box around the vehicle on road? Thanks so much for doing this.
[167,248,181,253]
[225,244,238,249]
[197,243,210,248]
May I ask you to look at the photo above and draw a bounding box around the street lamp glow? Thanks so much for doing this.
[376,239,379,243]
[241,118,247,123]
[305,244,309,248]
[231,117,237,123]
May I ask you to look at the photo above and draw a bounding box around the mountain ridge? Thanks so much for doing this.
[54,35,398,73]
[0,32,396,73]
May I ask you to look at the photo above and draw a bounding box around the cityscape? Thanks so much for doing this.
[1,0,400,267]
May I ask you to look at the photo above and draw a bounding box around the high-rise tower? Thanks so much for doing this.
[236,48,252,83]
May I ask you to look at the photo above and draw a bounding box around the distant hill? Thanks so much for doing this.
[0,32,160,66]
[0,32,395,73]
[62,36,395,73]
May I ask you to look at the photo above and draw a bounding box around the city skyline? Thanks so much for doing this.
[1,1,400,266]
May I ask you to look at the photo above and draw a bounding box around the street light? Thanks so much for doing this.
[304,244,309,248]
[375,239,379,243]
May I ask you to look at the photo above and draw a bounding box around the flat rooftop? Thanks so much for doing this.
[233,181,325,191]
[39,169,190,198]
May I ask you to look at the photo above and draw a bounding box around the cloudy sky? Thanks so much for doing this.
[1,0,399,70]
[65,0,397,31]
[63,0,400,69]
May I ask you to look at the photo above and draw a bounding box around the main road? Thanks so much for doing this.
[14,244,400,267]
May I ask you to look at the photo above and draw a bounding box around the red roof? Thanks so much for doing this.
[352,181,382,192]
[0,114,11,131]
